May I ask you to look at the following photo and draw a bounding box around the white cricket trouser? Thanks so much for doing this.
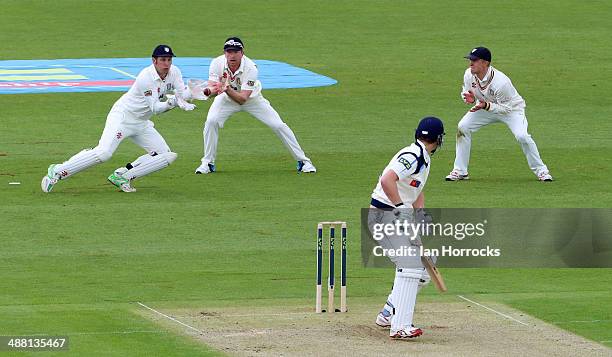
[453,110,548,176]
[367,208,423,332]
[98,110,171,156]
[54,110,171,178]
[201,94,309,164]
[367,208,423,269]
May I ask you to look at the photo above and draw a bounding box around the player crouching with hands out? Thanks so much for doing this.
[42,45,195,193]
[194,37,316,174]
[446,46,553,182]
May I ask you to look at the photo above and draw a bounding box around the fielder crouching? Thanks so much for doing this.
[41,45,196,193]
[368,117,445,339]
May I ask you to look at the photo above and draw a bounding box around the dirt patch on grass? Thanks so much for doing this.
[140,300,610,356]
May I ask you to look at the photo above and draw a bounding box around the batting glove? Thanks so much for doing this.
[393,206,413,223]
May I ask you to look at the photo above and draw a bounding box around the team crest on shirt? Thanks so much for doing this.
[144,90,152,96]
[247,80,255,86]
[398,157,413,169]
[409,180,421,188]
[488,88,494,96]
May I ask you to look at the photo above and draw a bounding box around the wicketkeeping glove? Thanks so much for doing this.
[176,96,196,111]
[187,79,211,100]
[165,95,178,108]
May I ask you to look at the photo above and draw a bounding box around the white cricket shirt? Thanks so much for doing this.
[209,55,262,98]
[372,140,431,206]
[112,64,186,120]
[462,65,526,114]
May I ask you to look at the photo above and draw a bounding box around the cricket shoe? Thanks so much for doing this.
[195,162,215,174]
[445,170,469,181]
[538,172,553,182]
[297,160,317,173]
[41,164,60,193]
[107,173,136,192]
[390,326,423,339]
[375,311,392,327]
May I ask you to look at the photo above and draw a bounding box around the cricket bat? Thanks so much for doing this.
[421,256,447,292]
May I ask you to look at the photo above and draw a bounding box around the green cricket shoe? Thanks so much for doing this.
[107,172,136,193]
[41,164,59,193]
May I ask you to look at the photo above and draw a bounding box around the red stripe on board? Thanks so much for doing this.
[0,80,134,88]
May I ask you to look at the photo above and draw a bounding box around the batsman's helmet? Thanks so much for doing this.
[415,116,445,153]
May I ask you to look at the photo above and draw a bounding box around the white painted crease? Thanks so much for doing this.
[197,309,472,318]
[137,302,204,334]
[553,319,610,324]
[457,295,530,326]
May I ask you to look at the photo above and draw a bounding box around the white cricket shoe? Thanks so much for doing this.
[41,164,60,193]
[297,160,317,173]
[375,311,392,327]
[390,326,423,339]
[445,170,469,181]
[538,172,553,182]
[107,173,136,192]
[195,162,215,174]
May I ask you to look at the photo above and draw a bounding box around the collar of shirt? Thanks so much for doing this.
[479,65,494,83]
[149,64,167,82]
[415,139,431,161]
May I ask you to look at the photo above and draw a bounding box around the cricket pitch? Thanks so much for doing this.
[137,298,611,356]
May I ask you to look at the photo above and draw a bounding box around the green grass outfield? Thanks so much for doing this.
[1,0,611,355]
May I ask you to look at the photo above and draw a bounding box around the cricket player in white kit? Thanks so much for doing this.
[41,45,195,193]
[368,117,445,339]
[194,37,316,174]
[446,47,553,182]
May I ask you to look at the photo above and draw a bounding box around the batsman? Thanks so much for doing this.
[368,116,445,339]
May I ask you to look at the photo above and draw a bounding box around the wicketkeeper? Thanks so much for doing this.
[41,45,195,193]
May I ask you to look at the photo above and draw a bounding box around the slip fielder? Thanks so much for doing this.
[446,47,553,182]
[194,37,316,174]
[41,45,195,193]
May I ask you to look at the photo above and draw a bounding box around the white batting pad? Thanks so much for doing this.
[129,153,151,168]
[123,152,177,180]
[390,269,420,333]
[418,267,431,291]
[54,149,103,179]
